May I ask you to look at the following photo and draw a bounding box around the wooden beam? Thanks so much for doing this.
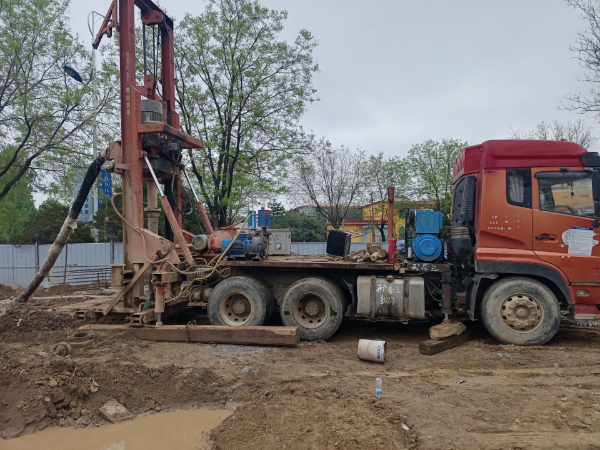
[419,331,474,356]
[80,324,300,346]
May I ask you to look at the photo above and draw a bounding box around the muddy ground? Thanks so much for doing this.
[2,289,600,449]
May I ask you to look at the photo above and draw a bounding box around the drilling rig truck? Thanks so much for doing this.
[18,0,600,347]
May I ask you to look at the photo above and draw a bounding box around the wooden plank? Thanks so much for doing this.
[419,331,473,356]
[79,324,300,346]
[33,294,105,301]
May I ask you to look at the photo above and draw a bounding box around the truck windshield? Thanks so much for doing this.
[538,173,594,217]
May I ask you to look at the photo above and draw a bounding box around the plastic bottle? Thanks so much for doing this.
[375,378,382,399]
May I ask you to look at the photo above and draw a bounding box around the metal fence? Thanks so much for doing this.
[0,241,368,288]
[290,242,367,255]
[0,242,122,288]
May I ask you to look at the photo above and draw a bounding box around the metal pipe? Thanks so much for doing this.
[88,10,104,242]
[142,23,147,75]
[387,186,395,242]
[183,169,214,234]
[144,156,164,196]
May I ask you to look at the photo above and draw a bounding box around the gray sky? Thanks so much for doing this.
[68,0,596,158]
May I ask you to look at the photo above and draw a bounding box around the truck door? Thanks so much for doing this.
[531,168,600,283]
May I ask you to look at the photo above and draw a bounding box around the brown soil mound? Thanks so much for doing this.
[0,283,19,299]
[210,382,417,450]
[0,340,224,438]
[0,305,77,340]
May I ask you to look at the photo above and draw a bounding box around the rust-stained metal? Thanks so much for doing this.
[387,186,394,242]
[103,261,151,316]
[405,262,451,273]
[93,0,203,313]
[92,0,117,49]
[402,276,410,322]
[137,123,203,149]
[160,195,194,266]
[369,276,376,320]
[221,257,395,271]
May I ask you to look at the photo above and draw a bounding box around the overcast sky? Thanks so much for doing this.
[68,0,595,159]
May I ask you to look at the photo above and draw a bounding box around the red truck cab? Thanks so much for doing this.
[451,140,600,344]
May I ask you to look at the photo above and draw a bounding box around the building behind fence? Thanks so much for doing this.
[0,242,368,288]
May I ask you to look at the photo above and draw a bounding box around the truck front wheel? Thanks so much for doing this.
[280,277,344,341]
[481,277,560,345]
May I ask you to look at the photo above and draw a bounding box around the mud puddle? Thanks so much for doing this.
[0,409,231,450]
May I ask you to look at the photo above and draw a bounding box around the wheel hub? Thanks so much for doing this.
[305,299,320,316]
[500,294,543,332]
[292,294,329,329]
[232,299,247,315]
[219,293,252,326]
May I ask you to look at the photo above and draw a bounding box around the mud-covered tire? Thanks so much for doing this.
[244,277,276,320]
[280,277,344,341]
[481,277,560,346]
[207,277,268,327]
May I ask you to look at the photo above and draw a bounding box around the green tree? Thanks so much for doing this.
[269,201,286,227]
[405,139,466,235]
[92,186,206,242]
[93,191,123,242]
[406,139,466,201]
[276,211,326,242]
[175,0,319,228]
[366,152,411,242]
[18,199,93,244]
[0,179,35,243]
[0,0,117,204]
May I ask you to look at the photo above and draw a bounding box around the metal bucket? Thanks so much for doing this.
[357,339,386,363]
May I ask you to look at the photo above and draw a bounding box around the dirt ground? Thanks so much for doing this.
[2,291,600,449]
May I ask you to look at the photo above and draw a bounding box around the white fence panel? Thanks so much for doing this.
[1,241,371,288]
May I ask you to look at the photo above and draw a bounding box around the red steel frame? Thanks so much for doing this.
[95,0,203,309]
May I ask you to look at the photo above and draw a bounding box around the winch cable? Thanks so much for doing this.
[17,155,106,303]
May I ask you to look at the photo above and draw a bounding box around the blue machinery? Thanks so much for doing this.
[220,209,272,260]
[411,211,444,261]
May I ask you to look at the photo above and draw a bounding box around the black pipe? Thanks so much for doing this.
[70,155,105,219]
[17,155,106,303]
[164,180,174,242]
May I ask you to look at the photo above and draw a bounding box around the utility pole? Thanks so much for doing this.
[88,11,104,242]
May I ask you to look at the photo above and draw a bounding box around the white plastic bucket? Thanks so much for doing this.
[357,339,386,363]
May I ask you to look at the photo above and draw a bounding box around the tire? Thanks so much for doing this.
[207,277,268,327]
[280,277,344,341]
[244,277,276,320]
[481,277,560,345]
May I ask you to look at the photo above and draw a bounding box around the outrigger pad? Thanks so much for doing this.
[428,321,466,341]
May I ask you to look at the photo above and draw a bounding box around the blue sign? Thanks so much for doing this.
[97,170,112,210]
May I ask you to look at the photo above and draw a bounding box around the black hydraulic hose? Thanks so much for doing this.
[17,155,106,303]
[70,155,105,219]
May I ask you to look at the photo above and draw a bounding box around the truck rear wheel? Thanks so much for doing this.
[481,277,560,345]
[280,277,344,341]
[207,277,268,327]
[244,277,276,321]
